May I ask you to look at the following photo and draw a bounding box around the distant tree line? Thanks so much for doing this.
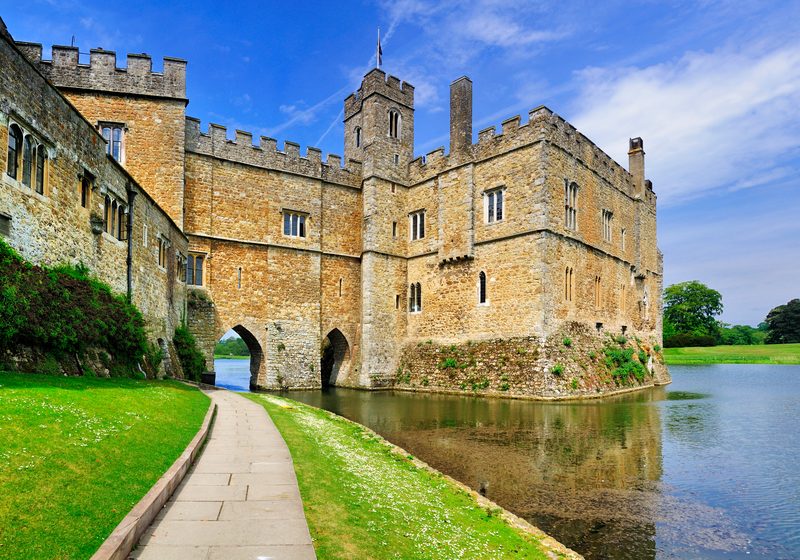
[214,337,250,357]
[663,281,798,347]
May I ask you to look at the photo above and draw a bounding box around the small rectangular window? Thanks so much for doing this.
[602,210,613,242]
[100,123,125,163]
[409,210,425,241]
[80,172,93,209]
[392,221,397,238]
[0,213,10,237]
[283,211,307,238]
[187,253,204,286]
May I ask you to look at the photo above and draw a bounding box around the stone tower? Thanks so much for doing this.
[344,69,415,386]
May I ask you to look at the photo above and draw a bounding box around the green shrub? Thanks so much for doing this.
[638,350,648,364]
[570,377,579,390]
[551,364,564,376]
[499,382,510,391]
[421,376,429,386]
[664,333,716,348]
[173,325,206,382]
[438,357,458,369]
[654,344,662,353]
[0,240,147,371]
[615,335,627,345]
[588,351,597,360]
[562,337,572,347]
[603,345,646,383]
[143,341,164,377]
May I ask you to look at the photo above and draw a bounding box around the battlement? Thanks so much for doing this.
[184,118,363,188]
[409,105,655,204]
[15,42,186,101]
[344,68,414,120]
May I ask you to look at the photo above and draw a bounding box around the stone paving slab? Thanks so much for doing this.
[131,390,316,559]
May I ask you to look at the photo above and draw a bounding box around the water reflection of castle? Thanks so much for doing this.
[372,389,666,560]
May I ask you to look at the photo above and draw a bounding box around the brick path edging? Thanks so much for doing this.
[90,397,217,560]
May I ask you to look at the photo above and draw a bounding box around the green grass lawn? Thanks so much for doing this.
[0,372,209,560]
[213,354,249,360]
[246,392,572,560]
[664,343,800,365]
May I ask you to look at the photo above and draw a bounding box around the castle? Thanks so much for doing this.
[0,17,669,396]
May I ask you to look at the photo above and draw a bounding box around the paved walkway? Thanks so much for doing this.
[131,390,316,560]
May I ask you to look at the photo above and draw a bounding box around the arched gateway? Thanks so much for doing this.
[321,329,350,387]
[226,324,263,390]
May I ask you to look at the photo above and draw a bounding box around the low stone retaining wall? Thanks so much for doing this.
[396,322,669,399]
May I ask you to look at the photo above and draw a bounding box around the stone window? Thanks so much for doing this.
[484,187,504,224]
[6,123,21,179]
[100,123,125,162]
[35,145,47,195]
[355,126,362,148]
[238,267,242,289]
[80,173,93,209]
[187,254,204,286]
[392,221,397,238]
[395,294,400,309]
[104,196,111,230]
[602,210,613,242]
[143,224,148,247]
[0,213,10,238]
[564,267,574,301]
[157,237,168,269]
[117,204,126,240]
[283,210,307,238]
[621,228,626,251]
[565,181,578,230]
[338,277,343,297]
[21,135,33,188]
[620,283,627,311]
[594,275,602,308]
[388,110,401,139]
[109,199,117,234]
[176,253,187,282]
[409,282,422,313]
[103,195,126,240]
[409,210,425,241]
[478,271,487,304]
[394,154,399,165]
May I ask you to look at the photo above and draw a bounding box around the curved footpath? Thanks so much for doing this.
[130,389,316,560]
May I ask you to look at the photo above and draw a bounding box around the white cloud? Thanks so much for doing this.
[569,43,800,206]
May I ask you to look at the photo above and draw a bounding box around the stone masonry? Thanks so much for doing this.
[5,16,669,396]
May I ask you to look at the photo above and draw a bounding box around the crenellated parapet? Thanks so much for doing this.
[184,117,363,188]
[344,68,414,120]
[15,42,186,101]
[408,105,655,204]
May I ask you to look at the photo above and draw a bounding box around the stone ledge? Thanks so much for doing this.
[89,394,217,560]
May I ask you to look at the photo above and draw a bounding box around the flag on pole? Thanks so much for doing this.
[376,28,383,69]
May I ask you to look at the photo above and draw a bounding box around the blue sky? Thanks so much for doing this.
[3,0,798,326]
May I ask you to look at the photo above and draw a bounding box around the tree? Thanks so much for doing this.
[663,281,723,340]
[764,299,800,344]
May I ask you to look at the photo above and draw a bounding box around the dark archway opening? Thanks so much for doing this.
[321,328,349,388]
[214,325,263,391]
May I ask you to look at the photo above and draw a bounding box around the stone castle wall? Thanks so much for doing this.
[1,27,186,372]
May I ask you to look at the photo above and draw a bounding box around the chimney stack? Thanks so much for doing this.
[628,137,645,196]
[450,76,472,156]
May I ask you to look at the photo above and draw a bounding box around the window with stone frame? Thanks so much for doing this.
[565,181,578,230]
[6,123,21,179]
[80,172,93,209]
[409,210,425,241]
[408,282,422,312]
[187,253,204,286]
[602,209,613,242]
[564,267,574,302]
[157,237,169,269]
[388,110,401,139]
[478,271,488,304]
[35,145,47,195]
[283,210,307,238]
[355,126,362,148]
[100,123,125,162]
[176,252,187,282]
[484,187,505,224]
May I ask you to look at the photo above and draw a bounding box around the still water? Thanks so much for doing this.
[217,360,800,559]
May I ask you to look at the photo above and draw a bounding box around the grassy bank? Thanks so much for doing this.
[0,372,209,559]
[213,354,249,360]
[246,393,574,560]
[664,343,800,365]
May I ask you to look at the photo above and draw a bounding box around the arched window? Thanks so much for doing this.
[110,200,118,235]
[409,282,422,312]
[104,196,111,230]
[21,135,33,187]
[478,271,487,304]
[35,145,46,195]
[338,277,343,297]
[565,182,578,230]
[388,110,401,139]
[6,124,21,179]
[117,205,125,240]
[564,267,574,301]
[355,126,362,148]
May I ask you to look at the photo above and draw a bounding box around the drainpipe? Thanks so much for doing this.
[126,186,138,302]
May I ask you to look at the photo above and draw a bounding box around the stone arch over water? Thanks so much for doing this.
[321,328,350,387]
[220,324,264,390]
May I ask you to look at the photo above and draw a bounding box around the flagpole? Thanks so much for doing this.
[376,27,381,69]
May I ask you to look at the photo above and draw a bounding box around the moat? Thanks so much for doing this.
[216,361,800,559]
